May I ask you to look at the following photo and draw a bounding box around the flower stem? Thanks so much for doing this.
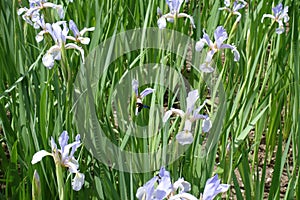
[55,163,65,200]
[60,43,72,130]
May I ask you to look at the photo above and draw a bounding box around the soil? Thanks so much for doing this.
[229,131,294,199]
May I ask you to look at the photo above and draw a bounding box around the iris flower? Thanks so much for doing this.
[201,174,230,200]
[163,90,211,145]
[42,21,85,68]
[67,20,95,45]
[195,26,240,73]
[136,167,193,200]
[132,79,155,115]
[31,131,85,191]
[17,0,64,28]
[219,0,247,23]
[157,0,195,29]
[136,168,230,200]
[261,3,289,34]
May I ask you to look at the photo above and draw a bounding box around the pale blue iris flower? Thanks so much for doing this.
[219,0,247,23]
[132,79,155,115]
[18,0,64,28]
[157,0,195,29]
[163,90,211,145]
[31,131,85,191]
[261,3,289,34]
[42,21,85,68]
[195,26,240,73]
[136,167,230,200]
[201,174,230,200]
[67,20,95,45]
[136,167,193,200]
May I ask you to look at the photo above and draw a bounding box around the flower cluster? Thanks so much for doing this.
[261,3,289,34]
[157,0,195,29]
[136,167,230,200]
[31,131,85,191]
[195,26,240,73]
[17,0,64,28]
[18,0,94,68]
[163,90,211,145]
[219,0,247,23]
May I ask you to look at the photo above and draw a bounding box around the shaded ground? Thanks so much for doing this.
[230,132,293,199]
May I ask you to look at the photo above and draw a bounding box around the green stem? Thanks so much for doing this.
[60,43,72,130]
[172,115,186,161]
[223,12,233,28]
[55,163,64,200]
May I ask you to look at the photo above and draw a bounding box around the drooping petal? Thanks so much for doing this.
[275,26,284,34]
[65,43,85,63]
[200,62,215,73]
[167,17,175,23]
[31,150,52,164]
[195,39,207,52]
[163,110,173,123]
[176,130,194,145]
[42,52,55,68]
[79,27,95,36]
[173,178,191,193]
[233,11,242,23]
[35,30,47,42]
[140,88,155,99]
[72,172,85,191]
[261,14,275,23]
[232,46,240,61]
[158,17,167,29]
[177,13,196,28]
[77,37,90,45]
[171,108,185,118]
[192,113,206,121]
[64,157,79,173]
[17,8,28,15]
[219,44,240,61]
[202,117,212,132]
